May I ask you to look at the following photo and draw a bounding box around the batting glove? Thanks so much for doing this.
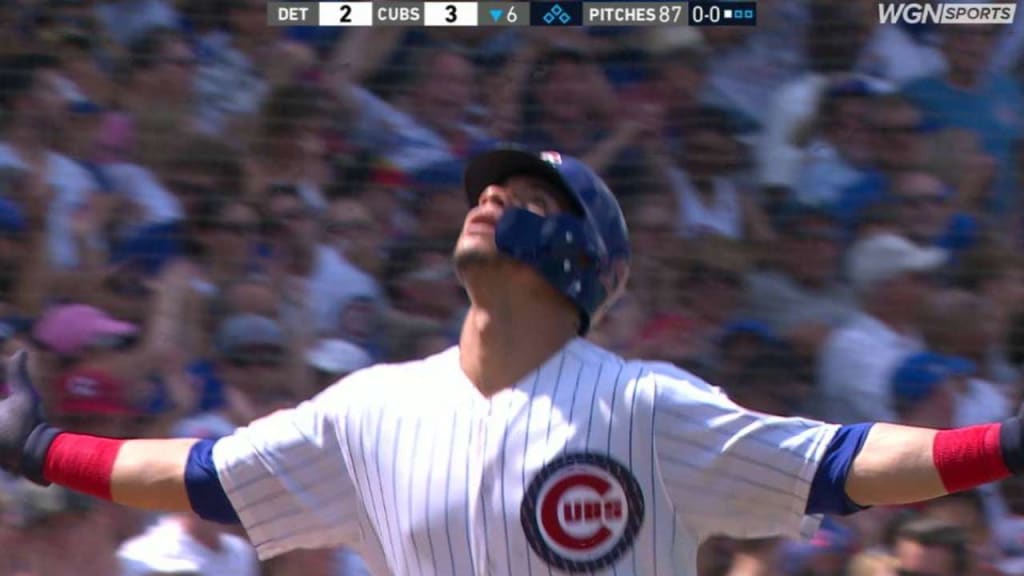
[0,351,61,485]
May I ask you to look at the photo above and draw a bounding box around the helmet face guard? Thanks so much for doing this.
[464,148,631,335]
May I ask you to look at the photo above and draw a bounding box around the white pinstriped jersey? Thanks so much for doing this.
[213,338,839,575]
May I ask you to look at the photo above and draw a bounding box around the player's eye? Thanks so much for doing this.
[521,192,553,216]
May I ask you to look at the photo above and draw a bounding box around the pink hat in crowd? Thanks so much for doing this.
[32,304,138,357]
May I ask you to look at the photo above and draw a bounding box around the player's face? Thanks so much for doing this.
[453,175,570,270]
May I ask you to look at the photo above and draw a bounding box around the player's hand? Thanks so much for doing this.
[0,351,59,485]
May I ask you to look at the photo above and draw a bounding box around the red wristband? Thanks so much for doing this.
[933,423,1010,493]
[42,433,125,500]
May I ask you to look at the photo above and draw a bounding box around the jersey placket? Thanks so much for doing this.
[477,387,531,576]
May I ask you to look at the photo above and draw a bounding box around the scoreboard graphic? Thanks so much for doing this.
[268,1,757,27]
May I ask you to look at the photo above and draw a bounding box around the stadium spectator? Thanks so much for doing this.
[118,512,259,576]
[904,25,1024,221]
[619,186,679,317]
[891,517,971,576]
[858,12,947,86]
[120,28,197,126]
[244,83,331,210]
[835,95,935,236]
[794,79,878,208]
[646,45,709,155]
[889,170,979,257]
[955,243,1024,386]
[326,197,386,282]
[305,338,373,393]
[922,289,1014,426]
[889,351,965,429]
[264,184,380,336]
[94,0,179,49]
[743,203,855,355]
[194,0,314,136]
[338,43,488,173]
[818,233,945,422]
[0,53,102,271]
[703,0,811,130]
[755,0,871,189]
[669,107,772,241]
[923,491,1004,576]
[408,159,469,245]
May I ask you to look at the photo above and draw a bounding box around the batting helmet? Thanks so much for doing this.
[463,148,630,335]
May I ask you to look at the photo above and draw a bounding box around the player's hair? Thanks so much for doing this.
[894,517,970,575]
[0,53,61,115]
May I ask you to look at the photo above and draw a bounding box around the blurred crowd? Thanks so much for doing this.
[0,0,1024,574]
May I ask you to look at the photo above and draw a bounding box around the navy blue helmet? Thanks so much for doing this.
[463,148,631,335]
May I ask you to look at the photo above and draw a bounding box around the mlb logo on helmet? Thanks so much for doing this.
[540,151,563,166]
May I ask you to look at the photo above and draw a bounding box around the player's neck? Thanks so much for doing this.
[459,300,577,397]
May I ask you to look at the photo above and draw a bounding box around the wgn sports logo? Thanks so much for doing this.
[878,2,1016,24]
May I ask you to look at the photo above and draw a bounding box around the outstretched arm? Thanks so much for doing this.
[843,421,1009,507]
[110,438,198,510]
[1,351,216,515]
[803,418,1017,517]
[844,424,943,506]
[0,350,364,559]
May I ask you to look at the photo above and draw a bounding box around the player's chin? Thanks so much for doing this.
[452,241,502,271]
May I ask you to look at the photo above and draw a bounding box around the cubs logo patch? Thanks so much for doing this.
[521,453,645,573]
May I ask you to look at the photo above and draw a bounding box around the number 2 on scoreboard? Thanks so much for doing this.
[446,4,457,23]
[340,4,351,22]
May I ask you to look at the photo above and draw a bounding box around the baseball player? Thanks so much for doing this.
[0,148,1017,575]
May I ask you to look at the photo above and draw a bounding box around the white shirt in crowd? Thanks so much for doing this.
[105,163,183,224]
[346,85,489,173]
[955,377,1013,428]
[818,312,924,423]
[669,168,743,239]
[118,515,259,576]
[284,245,382,335]
[94,0,179,47]
[857,25,948,87]
[0,143,97,269]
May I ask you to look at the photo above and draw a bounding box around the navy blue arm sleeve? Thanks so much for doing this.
[184,439,240,524]
[805,423,874,516]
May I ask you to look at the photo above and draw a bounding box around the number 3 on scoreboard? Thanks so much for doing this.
[446,4,457,23]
